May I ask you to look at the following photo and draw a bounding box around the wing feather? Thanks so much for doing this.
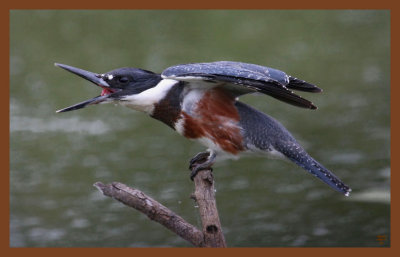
[162,61,321,109]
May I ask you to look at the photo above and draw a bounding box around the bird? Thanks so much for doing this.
[55,61,351,196]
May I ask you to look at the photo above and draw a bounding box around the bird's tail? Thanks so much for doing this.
[277,142,352,196]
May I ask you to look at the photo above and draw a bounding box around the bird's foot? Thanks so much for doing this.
[189,151,216,180]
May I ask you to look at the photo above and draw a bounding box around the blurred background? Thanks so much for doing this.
[10,10,390,247]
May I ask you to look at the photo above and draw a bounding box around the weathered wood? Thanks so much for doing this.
[94,167,226,247]
[94,182,205,247]
[191,169,227,247]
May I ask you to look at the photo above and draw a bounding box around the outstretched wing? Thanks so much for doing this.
[161,61,321,109]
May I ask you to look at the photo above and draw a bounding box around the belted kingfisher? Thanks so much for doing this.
[55,61,351,196]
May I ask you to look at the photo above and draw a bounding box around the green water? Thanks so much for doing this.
[10,10,390,247]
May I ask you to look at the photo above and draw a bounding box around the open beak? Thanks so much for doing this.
[55,63,117,113]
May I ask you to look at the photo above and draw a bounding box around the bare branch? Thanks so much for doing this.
[94,182,205,247]
[191,169,227,247]
[94,167,226,247]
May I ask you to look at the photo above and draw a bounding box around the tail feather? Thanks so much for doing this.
[294,156,352,196]
[234,101,350,195]
[278,142,351,196]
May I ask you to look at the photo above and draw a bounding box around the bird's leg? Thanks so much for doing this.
[189,150,216,180]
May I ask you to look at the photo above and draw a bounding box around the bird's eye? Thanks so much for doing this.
[118,77,129,83]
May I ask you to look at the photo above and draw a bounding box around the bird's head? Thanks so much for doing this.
[55,63,162,113]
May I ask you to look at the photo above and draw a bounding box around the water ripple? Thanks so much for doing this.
[10,116,110,135]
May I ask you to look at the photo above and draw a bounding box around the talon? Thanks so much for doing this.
[188,150,216,180]
[189,151,211,170]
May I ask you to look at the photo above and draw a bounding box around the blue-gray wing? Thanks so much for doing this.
[162,61,321,109]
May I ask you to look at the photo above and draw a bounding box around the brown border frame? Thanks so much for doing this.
[4,1,395,256]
